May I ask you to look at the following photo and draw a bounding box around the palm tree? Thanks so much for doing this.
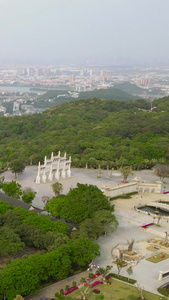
[119,166,133,182]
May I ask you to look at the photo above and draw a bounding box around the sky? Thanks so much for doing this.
[0,0,169,66]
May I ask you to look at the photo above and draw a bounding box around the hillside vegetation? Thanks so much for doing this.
[114,82,149,94]
[35,86,139,108]
[0,97,169,170]
[114,81,165,96]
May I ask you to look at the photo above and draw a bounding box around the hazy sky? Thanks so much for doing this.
[0,0,169,65]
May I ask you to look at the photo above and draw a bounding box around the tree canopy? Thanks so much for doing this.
[22,188,36,203]
[45,183,113,224]
[0,226,24,256]
[0,238,100,300]
[52,182,63,197]
[153,164,169,182]
[9,159,25,178]
[1,181,22,199]
[0,97,169,170]
[0,183,117,300]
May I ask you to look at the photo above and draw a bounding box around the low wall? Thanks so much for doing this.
[138,182,162,194]
[101,182,137,197]
[101,180,162,198]
[159,270,169,281]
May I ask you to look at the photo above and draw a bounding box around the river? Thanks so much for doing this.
[0,85,68,94]
[0,85,35,93]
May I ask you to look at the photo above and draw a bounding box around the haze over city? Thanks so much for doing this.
[1,0,169,66]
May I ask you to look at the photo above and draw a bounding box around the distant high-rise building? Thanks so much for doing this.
[13,101,20,113]
[38,68,44,76]
[0,106,6,116]
[139,77,151,87]
[89,69,93,76]
[69,74,75,83]
[17,68,25,76]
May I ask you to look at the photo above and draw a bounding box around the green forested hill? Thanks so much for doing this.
[153,96,169,111]
[0,97,169,170]
[35,87,139,108]
[114,82,149,94]
[78,87,138,100]
[114,82,165,97]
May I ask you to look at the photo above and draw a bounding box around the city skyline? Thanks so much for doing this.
[0,0,169,66]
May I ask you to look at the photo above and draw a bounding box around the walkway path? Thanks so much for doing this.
[25,271,89,300]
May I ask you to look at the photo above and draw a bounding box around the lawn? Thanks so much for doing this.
[64,278,167,300]
[146,252,169,263]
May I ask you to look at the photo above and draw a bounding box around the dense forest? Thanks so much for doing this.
[0,96,169,170]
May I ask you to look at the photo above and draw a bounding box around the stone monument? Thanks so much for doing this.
[36,151,71,184]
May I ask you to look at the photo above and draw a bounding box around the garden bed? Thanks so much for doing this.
[158,283,169,297]
[108,273,137,284]
[64,278,166,300]
[146,253,169,263]
[110,192,138,200]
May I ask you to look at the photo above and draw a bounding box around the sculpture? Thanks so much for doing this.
[36,151,71,184]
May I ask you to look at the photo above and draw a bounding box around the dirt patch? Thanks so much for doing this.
[0,247,41,268]
[147,238,169,251]
[146,246,158,251]
[112,246,143,263]
[123,250,142,262]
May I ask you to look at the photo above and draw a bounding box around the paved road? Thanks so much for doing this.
[25,271,89,300]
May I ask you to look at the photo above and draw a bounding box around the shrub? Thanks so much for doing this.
[55,293,64,300]
[60,288,64,295]
[80,277,86,283]
[89,272,94,278]
[105,275,111,280]
[72,281,77,287]
[90,281,103,288]
[65,285,70,291]
[22,188,36,203]
[110,192,138,200]
[99,267,105,274]
[105,280,111,284]
[93,289,100,294]
[108,273,136,284]
[14,296,24,300]
[64,286,78,295]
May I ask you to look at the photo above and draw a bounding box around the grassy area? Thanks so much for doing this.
[63,279,167,300]
[158,284,169,297]
[146,252,169,263]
